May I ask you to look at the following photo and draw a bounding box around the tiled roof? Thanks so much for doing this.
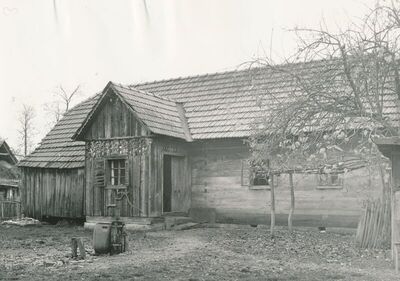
[19,59,400,168]
[132,60,400,139]
[18,95,101,168]
[73,83,188,141]
[111,83,187,140]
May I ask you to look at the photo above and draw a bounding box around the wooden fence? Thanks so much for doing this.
[356,196,391,248]
[0,200,21,220]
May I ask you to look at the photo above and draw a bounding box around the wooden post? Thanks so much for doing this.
[395,242,400,273]
[71,238,78,258]
[77,238,86,259]
[1,202,3,219]
[288,172,295,232]
[391,182,395,260]
[71,237,86,259]
[270,174,275,237]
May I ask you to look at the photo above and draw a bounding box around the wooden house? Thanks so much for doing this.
[0,140,20,219]
[19,62,399,227]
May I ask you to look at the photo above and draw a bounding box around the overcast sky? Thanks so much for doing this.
[0,0,376,153]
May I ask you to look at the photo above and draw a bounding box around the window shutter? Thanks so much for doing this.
[94,159,106,188]
[241,160,250,186]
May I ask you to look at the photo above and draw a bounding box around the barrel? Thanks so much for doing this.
[93,223,111,254]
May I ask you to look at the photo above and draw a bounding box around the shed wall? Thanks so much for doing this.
[21,167,85,219]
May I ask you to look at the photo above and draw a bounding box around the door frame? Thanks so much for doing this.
[161,152,186,215]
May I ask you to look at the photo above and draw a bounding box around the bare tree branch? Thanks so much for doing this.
[248,1,400,174]
[44,84,82,126]
[18,104,35,156]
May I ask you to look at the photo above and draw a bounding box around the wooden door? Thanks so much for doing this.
[170,156,190,212]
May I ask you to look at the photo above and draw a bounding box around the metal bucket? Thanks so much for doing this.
[93,222,111,254]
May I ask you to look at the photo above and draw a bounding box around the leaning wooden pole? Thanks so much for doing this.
[288,172,295,232]
[270,174,276,237]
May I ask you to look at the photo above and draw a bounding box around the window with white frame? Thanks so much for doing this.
[108,159,126,186]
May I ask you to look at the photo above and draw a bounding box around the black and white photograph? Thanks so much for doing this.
[2,0,400,280]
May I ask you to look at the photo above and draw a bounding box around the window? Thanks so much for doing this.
[252,170,270,186]
[109,159,126,186]
[317,173,343,189]
[249,159,273,188]
[251,159,270,186]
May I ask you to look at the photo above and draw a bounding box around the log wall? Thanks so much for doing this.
[190,140,385,227]
[21,167,85,219]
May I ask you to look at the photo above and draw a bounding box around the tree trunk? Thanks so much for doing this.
[270,174,275,237]
[24,127,27,156]
[288,172,295,232]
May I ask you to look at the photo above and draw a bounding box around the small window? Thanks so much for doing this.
[317,173,343,188]
[109,159,126,186]
[250,159,271,187]
[252,170,270,186]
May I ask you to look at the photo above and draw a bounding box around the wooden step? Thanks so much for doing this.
[86,216,158,225]
[171,222,199,231]
[164,216,193,230]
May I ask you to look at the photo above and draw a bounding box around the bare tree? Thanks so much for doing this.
[18,104,35,156]
[44,84,81,125]
[247,1,400,238]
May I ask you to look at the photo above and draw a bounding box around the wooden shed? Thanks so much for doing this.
[18,96,100,219]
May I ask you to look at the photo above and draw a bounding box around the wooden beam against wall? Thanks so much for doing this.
[288,172,295,232]
[270,174,276,237]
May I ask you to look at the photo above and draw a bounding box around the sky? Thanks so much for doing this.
[0,0,377,154]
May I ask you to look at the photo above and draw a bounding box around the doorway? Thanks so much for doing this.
[163,155,172,213]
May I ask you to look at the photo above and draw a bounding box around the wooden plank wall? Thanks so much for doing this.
[85,148,143,217]
[190,140,384,227]
[85,93,148,140]
[0,200,21,220]
[83,97,151,218]
[21,167,85,219]
[85,137,190,218]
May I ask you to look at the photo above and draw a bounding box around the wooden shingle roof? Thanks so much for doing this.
[18,95,100,168]
[113,84,187,139]
[73,83,188,141]
[19,60,400,168]
[132,60,400,139]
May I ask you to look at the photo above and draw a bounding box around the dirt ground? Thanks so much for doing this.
[0,223,398,281]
